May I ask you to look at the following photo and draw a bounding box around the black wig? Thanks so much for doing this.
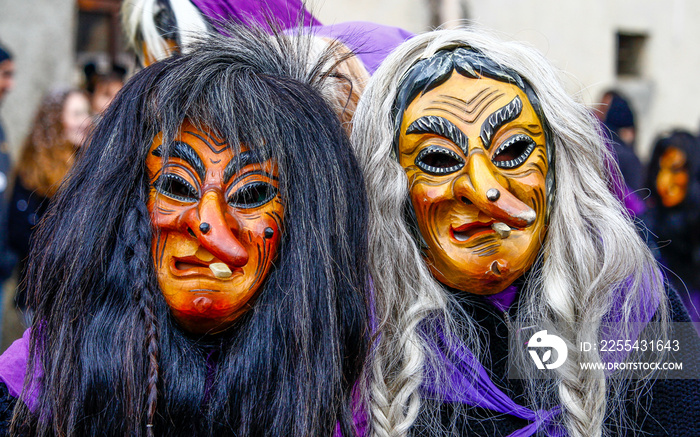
[12,24,368,437]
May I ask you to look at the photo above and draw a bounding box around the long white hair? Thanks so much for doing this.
[121,0,209,65]
[351,27,668,437]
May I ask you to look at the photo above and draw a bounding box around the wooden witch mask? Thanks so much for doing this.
[396,49,552,295]
[146,121,283,333]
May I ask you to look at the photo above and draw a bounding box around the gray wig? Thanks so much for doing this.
[351,28,668,437]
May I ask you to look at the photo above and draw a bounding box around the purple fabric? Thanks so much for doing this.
[427,286,565,435]
[424,327,566,437]
[623,187,646,217]
[190,0,413,75]
[0,329,29,398]
[423,270,662,435]
[190,0,320,31]
[610,173,646,217]
[483,284,519,313]
[0,328,39,411]
[309,22,413,75]
[422,307,567,436]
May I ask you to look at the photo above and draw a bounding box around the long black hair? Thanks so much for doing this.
[12,24,368,437]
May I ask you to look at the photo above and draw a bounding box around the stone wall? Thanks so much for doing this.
[0,0,76,159]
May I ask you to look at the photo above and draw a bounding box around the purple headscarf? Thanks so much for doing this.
[420,287,567,437]
[189,0,413,75]
[190,0,320,30]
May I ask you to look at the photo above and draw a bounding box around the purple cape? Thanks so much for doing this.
[0,329,38,411]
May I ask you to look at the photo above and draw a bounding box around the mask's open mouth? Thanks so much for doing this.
[171,255,236,279]
[175,259,207,270]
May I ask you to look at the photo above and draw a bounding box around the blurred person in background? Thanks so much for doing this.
[645,130,700,322]
[0,41,19,342]
[90,72,124,114]
[8,88,91,321]
[0,43,17,277]
[84,63,126,115]
[597,90,645,192]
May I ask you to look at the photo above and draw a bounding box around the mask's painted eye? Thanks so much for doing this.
[155,174,198,202]
[229,182,278,208]
[492,134,536,169]
[415,145,465,175]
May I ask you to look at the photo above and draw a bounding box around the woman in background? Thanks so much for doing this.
[8,88,91,316]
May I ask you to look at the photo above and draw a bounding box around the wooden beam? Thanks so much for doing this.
[77,0,121,14]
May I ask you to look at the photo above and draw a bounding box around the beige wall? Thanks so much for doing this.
[467,0,700,160]
[0,0,76,158]
[313,0,430,33]
[314,0,700,160]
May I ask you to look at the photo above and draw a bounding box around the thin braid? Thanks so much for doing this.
[558,377,606,436]
[124,193,160,436]
[143,299,159,437]
[352,69,453,437]
[368,358,392,437]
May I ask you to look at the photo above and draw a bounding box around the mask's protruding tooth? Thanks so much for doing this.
[210,262,232,278]
[492,222,511,239]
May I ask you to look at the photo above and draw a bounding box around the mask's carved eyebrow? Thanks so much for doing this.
[184,130,228,154]
[223,149,271,183]
[406,115,468,154]
[480,96,523,150]
[152,141,205,181]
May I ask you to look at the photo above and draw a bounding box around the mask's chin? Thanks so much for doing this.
[169,303,248,336]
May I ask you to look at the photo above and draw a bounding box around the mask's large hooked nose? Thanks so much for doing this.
[186,190,249,268]
[456,151,536,228]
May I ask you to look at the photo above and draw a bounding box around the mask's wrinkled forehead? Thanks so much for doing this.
[395,48,523,116]
[153,127,272,168]
[392,47,542,152]
[147,71,285,168]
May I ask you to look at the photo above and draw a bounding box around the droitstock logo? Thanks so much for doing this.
[527,330,568,370]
